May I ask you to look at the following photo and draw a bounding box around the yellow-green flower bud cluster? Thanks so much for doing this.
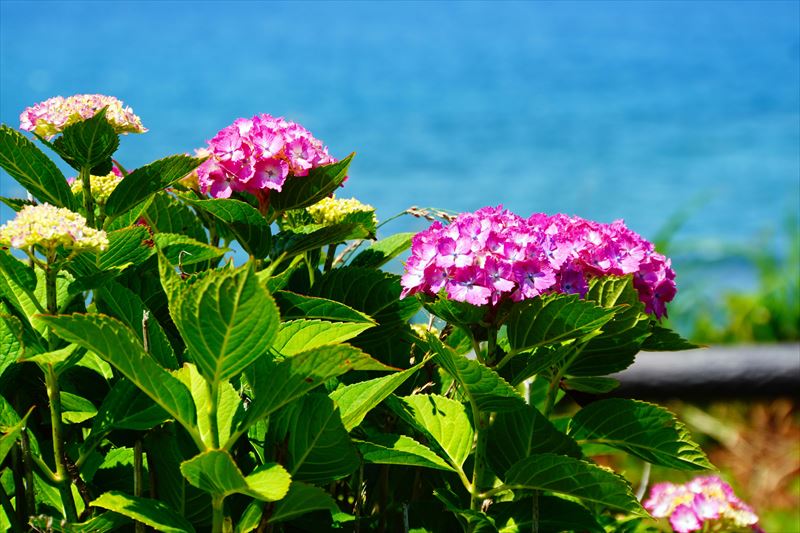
[0,204,108,253]
[70,171,123,203]
[307,196,377,227]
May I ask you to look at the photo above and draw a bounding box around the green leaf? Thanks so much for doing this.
[0,125,75,209]
[180,449,291,501]
[0,406,32,464]
[0,250,36,292]
[98,226,154,270]
[487,404,582,478]
[52,107,119,169]
[144,192,208,243]
[83,379,169,456]
[428,334,525,413]
[186,198,271,257]
[171,264,279,385]
[423,294,487,329]
[175,363,241,449]
[504,453,647,516]
[105,154,206,218]
[38,313,198,435]
[153,233,227,266]
[270,154,353,212]
[568,398,713,470]
[562,376,620,394]
[233,344,391,445]
[0,196,36,212]
[330,362,423,431]
[269,393,359,484]
[28,512,131,533]
[505,294,617,355]
[568,276,651,376]
[642,324,701,351]
[273,222,372,259]
[269,481,338,524]
[273,319,373,356]
[387,394,473,469]
[273,291,374,323]
[95,281,178,369]
[356,433,454,472]
[18,343,86,376]
[91,491,196,533]
[350,232,415,268]
[60,391,97,424]
[491,496,603,533]
[311,267,420,366]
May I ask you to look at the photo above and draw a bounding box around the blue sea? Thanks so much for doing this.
[1,1,798,301]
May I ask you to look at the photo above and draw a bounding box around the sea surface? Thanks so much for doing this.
[1,1,798,300]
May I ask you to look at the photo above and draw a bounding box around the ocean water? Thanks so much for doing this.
[1,1,798,294]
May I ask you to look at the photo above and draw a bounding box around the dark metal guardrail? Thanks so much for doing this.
[610,344,800,400]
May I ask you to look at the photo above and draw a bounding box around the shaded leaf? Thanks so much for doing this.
[187,197,271,257]
[488,404,582,478]
[356,433,454,472]
[269,482,338,524]
[269,394,358,484]
[642,324,701,351]
[52,107,119,169]
[505,453,647,516]
[273,291,374,323]
[91,491,195,533]
[270,154,353,212]
[105,154,206,218]
[506,294,616,354]
[568,398,713,470]
[428,334,525,413]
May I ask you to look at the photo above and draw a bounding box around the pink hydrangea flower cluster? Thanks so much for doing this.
[19,94,146,139]
[196,114,336,199]
[644,476,761,533]
[400,206,676,318]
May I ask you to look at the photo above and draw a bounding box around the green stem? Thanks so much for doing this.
[211,494,225,533]
[469,410,491,516]
[80,166,96,228]
[485,326,498,366]
[45,365,78,522]
[19,431,37,513]
[532,491,540,533]
[43,258,78,522]
[134,440,145,533]
[542,344,584,419]
[0,485,23,532]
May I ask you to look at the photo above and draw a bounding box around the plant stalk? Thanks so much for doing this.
[469,410,491,516]
[80,165,96,228]
[324,244,337,272]
[211,494,225,533]
[45,364,78,522]
[134,440,145,533]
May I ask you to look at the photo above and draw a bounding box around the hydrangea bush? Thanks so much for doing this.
[0,95,759,532]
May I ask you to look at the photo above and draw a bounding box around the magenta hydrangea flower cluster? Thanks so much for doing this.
[644,476,762,533]
[196,114,336,199]
[400,206,676,318]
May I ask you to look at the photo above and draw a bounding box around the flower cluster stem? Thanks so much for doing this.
[469,411,491,517]
[45,364,78,522]
[80,166,96,228]
[211,494,225,533]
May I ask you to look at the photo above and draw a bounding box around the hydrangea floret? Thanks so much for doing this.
[0,203,108,253]
[196,114,336,198]
[400,205,676,317]
[19,94,146,139]
[68,166,123,204]
[644,476,762,533]
[307,196,377,227]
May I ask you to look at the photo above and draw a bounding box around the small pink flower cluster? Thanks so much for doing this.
[644,476,761,533]
[19,94,146,139]
[196,114,336,199]
[400,206,676,318]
